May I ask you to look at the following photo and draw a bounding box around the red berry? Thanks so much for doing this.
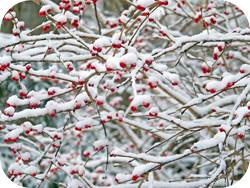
[209,88,216,94]
[119,61,127,69]
[143,102,150,108]
[240,69,246,74]
[237,133,244,140]
[136,5,145,11]
[132,175,139,181]
[131,106,137,112]
[213,53,218,61]
[96,100,104,106]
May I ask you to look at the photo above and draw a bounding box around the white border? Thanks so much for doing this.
[0,0,249,187]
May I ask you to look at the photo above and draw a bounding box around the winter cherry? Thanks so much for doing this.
[83,151,90,158]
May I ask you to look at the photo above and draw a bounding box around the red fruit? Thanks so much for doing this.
[62,0,70,3]
[56,20,67,29]
[83,151,90,158]
[171,81,178,86]
[136,5,145,11]
[237,133,244,140]
[201,66,211,74]
[39,10,46,17]
[4,137,18,143]
[132,175,139,181]
[19,91,27,98]
[240,69,246,74]
[210,17,216,25]
[75,126,82,131]
[209,88,216,94]
[213,53,218,61]
[160,30,167,37]
[158,1,168,6]
[96,100,104,106]
[148,18,155,22]
[93,46,102,52]
[112,43,122,49]
[29,103,39,109]
[48,90,56,96]
[42,23,51,32]
[145,59,153,65]
[19,72,26,80]
[217,45,223,52]
[226,82,234,89]
[74,103,81,109]
[71,19,79,28]
[219,127,225,132]
[119,61,127,69]
[73,8,80,14]
[25,64,32,72]
[92,0,98,4]
[149,112,158,117]
[130,106,137,112]
[203,21,209,28]
[106,66,113,72]
[142,11,150,17]
[142,102,150,108]
[194,15,202,23]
